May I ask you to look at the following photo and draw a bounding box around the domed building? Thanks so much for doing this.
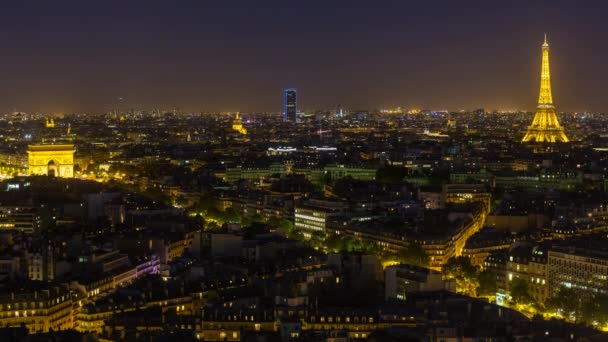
[231,112,247,135]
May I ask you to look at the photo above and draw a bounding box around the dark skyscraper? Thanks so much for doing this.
[283,88,297,122]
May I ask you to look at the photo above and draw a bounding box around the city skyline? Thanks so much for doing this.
[1,1,608,113]
[5,2,608,341]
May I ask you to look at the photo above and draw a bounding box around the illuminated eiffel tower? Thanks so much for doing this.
[521,34,569,143]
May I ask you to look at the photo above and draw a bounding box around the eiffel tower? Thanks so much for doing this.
[521,34,569,143]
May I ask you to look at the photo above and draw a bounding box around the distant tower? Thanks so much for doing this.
[283,88,297,122]
[336,104,344,120]
[232,112,248,135]
[522,35,569,143]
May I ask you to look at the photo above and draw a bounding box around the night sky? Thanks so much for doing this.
[0,1,607,113]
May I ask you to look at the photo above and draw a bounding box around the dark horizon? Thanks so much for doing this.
[1,0,607,113]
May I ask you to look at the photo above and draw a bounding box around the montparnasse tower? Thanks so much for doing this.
[521,34,569,143]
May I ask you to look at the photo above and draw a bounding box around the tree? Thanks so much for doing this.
[267,217,294,235]
[329,237,373,253]
[580,299,596,325]
[221,207,241,223]
[325,235,346,252]
[477,269,497,298]
[187,194,216,214]
[319,172,333,187]
[201,206,241,225]
[442,256,479,296]
[594,295,608,326]
[174,195,189,207]
[397,242,430,267]
[546,287,580,321]
[241,213,263,227]
[579,295,608,326]
[310,231,325,243]
[509,278,532,305]
[287,228,304,240]
[143,187,170,204]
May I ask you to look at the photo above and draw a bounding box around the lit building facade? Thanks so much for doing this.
[385,264,455,300]
[0,287,73,333]
[506,245,549,304]
[294,200,347,239]
[443,184,492,214]
[0,206,42,233]
[26,247,55,281]
[326,205,487,270]
[548,246,608,298]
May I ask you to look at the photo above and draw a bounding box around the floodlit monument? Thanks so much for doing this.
[522,34,569,143]
[27,144,75,178]
[232,112,248,135]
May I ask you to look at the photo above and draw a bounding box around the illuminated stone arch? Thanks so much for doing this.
[27,144,75,178]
